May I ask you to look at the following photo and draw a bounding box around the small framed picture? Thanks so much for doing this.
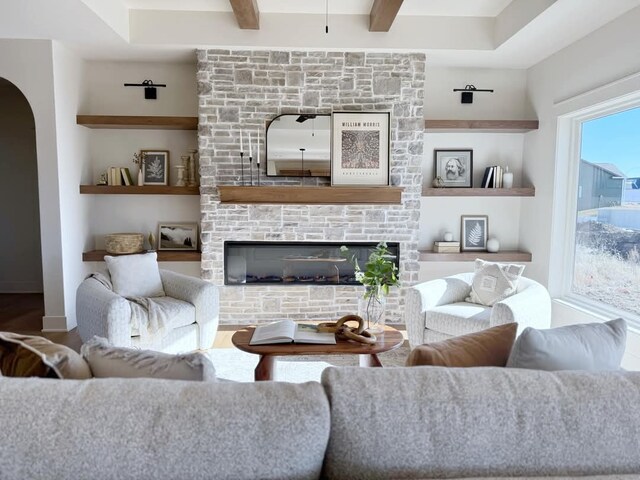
[141,150,169,186]
[460,215,488,251]
[434,149,473,188]
[158,222,198,251]
[331,111,390,186]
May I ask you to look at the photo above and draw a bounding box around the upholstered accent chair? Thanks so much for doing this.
[76,270,219,354]
[405,272,551,348]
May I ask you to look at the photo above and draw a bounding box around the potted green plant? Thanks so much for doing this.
[340,242,399,333]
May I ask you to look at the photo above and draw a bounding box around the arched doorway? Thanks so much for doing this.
[0,77,44,331]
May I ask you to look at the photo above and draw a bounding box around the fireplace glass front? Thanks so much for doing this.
[224,241,400,286]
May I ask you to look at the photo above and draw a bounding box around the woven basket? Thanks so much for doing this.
[105,233,144,254]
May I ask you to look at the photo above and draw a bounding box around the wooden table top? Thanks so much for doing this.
[231,323,404,357]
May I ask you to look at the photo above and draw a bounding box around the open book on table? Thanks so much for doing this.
[249,319,336,345]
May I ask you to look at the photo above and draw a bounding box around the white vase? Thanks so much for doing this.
[503,168,513,188]
[137,169,144,186]
[487,237,500,253]
[444,232,454,242]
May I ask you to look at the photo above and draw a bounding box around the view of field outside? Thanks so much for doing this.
[573,107,640,316]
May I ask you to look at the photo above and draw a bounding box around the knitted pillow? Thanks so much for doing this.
[466,259,525,306]
[406,323,518,367]
[81,336,216,381]
[0,332,92,379]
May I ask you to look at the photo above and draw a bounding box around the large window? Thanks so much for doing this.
[572,107,640,317]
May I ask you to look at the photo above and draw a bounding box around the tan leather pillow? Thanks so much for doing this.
[406,323,518,367]
[0,332,92,379]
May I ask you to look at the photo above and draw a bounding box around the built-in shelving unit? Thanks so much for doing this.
[422,187,535,197]
[419,251,532,262]
[217,186,403,205]
[83,250,201,262]
[80,185,200,195]
[76,115,198,130]
[424,119,539,133]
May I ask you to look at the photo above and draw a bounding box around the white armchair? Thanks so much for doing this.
[405,272,551,348]
[76,270,219,354]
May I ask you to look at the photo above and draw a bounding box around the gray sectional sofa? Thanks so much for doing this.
[1,366,639,479]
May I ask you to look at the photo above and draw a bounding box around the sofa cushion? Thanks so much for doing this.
[425,302,491,336]
[104,251,165,298]
[507,318,627,371]
[466,258,525,306]
[407,322,518,367]
[81,336,216,381]
[0,332,92,379]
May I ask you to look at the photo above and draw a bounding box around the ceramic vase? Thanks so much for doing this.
[137,169,144,186]
[487,237,500,253]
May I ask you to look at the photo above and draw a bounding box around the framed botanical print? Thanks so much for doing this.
[331,112,390,186]
[141,150,169,186]
[461,215,488,251]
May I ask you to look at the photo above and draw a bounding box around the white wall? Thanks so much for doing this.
[82,60,200,277]
[419,67,532,281]
[523,6,640,368]
[0,39,66,328]
[51,42,91,330]
[0,81,42,292]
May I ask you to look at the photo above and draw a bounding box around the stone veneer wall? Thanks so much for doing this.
[197,49,424,324]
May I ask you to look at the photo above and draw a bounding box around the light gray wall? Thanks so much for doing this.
[0,79,42,292]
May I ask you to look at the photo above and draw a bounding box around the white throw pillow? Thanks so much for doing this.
[104,252,165,298]
[81,336,216,381]
[466,259,525,306]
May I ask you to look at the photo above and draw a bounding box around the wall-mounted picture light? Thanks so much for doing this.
[453,85,494,104]
[124,79,167,99]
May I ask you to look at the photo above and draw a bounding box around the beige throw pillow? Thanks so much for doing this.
[0,332,92,379]
[104,251,165,298]
[81,336,216,381]
[466,259,525,306]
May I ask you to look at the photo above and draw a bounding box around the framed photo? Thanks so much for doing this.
[141,150,169,186]
[158,222,198,251]
[460,215,488,251]
[331,112,390,186]
[434,149,473,188]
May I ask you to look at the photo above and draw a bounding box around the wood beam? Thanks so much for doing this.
[229,0,260,29]
[369,0,404,32]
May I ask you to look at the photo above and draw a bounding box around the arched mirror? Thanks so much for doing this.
[266,114,331,177]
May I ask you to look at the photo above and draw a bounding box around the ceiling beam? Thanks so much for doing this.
[369,0,404,32]
[229,0,259,30]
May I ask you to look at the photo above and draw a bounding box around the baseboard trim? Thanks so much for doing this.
[42,315,68,332]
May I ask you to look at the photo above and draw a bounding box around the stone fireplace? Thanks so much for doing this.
[197,49,424,324]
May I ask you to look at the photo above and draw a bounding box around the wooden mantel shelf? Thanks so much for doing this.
[80,185,200,195]
[217,186,403,205]
[419,250,532,262]
[83,250,201,262]
[76,115,198,130]
[424,119,539,133]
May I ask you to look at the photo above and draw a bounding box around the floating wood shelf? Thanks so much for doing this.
[422,187,535,197]
[424,119,539,133]
[217,186,403,205]
[83,250,201,262]
[80,185,200,195]
[419,250,532,262]
[76,115,198,130]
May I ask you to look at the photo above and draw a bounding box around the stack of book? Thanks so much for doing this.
[433,241,460,253]
[107,167,134,186]
[481,165,503,188]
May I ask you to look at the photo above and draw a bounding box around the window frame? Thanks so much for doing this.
[552,80,640,327]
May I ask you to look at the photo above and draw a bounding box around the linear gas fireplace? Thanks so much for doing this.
[224,241,400,286]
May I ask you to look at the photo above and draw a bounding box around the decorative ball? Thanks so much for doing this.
[432,176,444,188]
[443,232,454,242]
[487,237,500,253]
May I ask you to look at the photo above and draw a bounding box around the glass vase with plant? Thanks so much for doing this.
[132,152,146,186]
[340,242,399,333]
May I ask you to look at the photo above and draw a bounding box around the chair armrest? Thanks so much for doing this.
[404,274,472,348]
[160,270,220,342]
[490,282,552,333]
[76,278,132,346]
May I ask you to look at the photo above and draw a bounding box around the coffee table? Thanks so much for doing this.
[231,323,404,381]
